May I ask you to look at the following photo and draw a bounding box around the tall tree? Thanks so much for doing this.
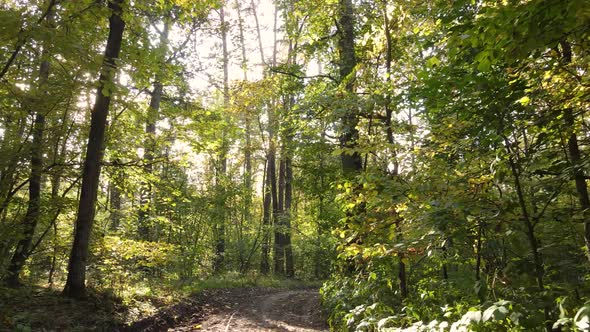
[337,0,361,175]
[4,9,54,287]
[380,0,407,299]
[139,19,170,240]
[63,0,126,298]
[559,40,590,262]
[213,5,230,273]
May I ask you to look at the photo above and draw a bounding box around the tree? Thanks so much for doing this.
[63,0,126,298]
[337,0,361,175]
[138,18,170,240]
[4,8,54,287]
[212,5,230,273]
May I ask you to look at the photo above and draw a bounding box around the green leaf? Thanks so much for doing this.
[426,56,441,68]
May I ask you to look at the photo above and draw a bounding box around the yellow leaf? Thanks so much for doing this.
[518,96,531,106]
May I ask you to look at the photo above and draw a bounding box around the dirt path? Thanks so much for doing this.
[169,288,328,332]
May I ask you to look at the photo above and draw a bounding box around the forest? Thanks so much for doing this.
[0,0,589,331]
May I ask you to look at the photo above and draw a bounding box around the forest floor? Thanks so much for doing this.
[130,287,328,331]
[0,284,327,331]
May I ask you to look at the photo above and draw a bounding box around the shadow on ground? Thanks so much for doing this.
[0,285,123,331]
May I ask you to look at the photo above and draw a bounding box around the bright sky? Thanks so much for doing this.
[171,0,282,186]
[188,0,280,94]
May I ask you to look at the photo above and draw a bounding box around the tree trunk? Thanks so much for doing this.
[284,155,294,277]
[559,40,590,262]
[236,0,252,268]
[47,163,62,286]
[475,221,483,281]
[381,1,407,298]
[139,20,169,240]
[268,135,279,274]
[213,6,230,273]
[0,0,58,80]
[63,0,125,298]
[260,159,271,274]
[109,178,121,231]
[338,0,362,175]
[503,134,550,324]
[0,115,27,220]
[273,157,285,275]
[5,10,53,286]
[565,111,590,262]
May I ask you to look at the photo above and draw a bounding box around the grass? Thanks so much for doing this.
[0,285,124,331]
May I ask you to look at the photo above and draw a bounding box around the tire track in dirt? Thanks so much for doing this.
[170,288,328,332]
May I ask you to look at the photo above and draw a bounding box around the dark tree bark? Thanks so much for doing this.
[337,0,362,174]
[268,133,279,274]
[5,103,47,286]
[273,157,285,275]
[63,0,125,299]
[260,160,272,274]
[559,40,590,262]
[565,110,590,261]
[336,0,365,276]
[4,9,54,286]
[284,154,294,277]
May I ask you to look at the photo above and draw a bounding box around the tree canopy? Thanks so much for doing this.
[1,0,590,330]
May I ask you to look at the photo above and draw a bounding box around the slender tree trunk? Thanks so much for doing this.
[5,10,53,286]
[109,178,121,230]
[235,0,252,269]
[251,2,272,275]
[475,221,483,281]
[47,168,62,286]
[47,97,72,285]
[260,159,271,274]
[284,154,294,277]
[565,111,590,261]
[505,140,544,289]
[0,115,27,220]
[236,0,248,81]
[559,40,590,262]
[268,131,279,274]
[273,157,285,275]
[251,0,266,64]
[381,1,407,298]
[441,242,449,280]
[63,0,125,298]
[0,0,58,81]
[139,21,169,240]
[213,7,230,272]
[5,108,46,286]
[503,135,550,324]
